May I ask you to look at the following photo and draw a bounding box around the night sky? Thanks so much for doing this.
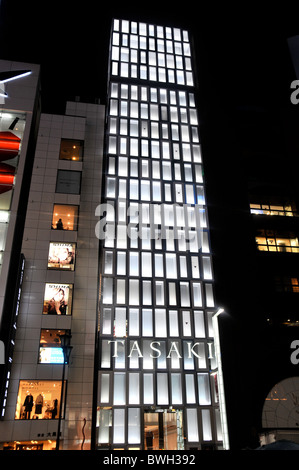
[0,1,299,114]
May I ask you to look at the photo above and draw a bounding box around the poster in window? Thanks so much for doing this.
[47,242,76,270]
[43,283,73,315]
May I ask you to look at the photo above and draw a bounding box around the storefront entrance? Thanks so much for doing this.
[144,410,184,450]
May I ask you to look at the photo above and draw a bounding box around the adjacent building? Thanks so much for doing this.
[0,62,105,448]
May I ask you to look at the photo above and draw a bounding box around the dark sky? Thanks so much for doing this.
[0,1,299,114]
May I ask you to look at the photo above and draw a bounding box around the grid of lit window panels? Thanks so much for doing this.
[111,19,194,86]
[98,20,222,447]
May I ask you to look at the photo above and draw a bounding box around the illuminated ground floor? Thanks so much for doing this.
[95,406,224,450]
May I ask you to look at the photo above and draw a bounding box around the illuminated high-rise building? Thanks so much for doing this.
[94,18,229,450]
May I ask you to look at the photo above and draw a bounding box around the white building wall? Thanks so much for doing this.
[0,101,105,450]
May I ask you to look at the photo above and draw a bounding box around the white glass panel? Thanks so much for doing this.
[117,251,126,275]
[155,309,167,337]
[142,280,152,305]
[114,308,126,337]
[102,308,112,335]
[113,373,126,405]
[182,311,192,336]
[155,281,165,305]
[119,156,128,176]
[142,252,152,277]
[106,177,116,198]
[129,251,139,276]
[129,279,139,305]
[179,256,187,277]
[157,373,169,405]
[104,251,113,274]
[113,409,125,444]
[100,374,110,403]
[130,179,139,200]
[205,284,215,307]
[141,181,150,200]
[185,185,195,204]
[143,374,154,404]
[197,373,211,405]
[194,311,205,338]
[180,282,190,307]
[128,408,141,444]
[166,253,177,278]
[101,340,111,368]
[152,181,161,201]
[118,179,127,198]
[169,282,177,305]
[117,201,126,223]
[98,409,112,444]
[169,310,179,337]
[203,256,213,280]
[103,278,113,304]
[171,373,182,404]
[185,375,196,403]
[191,256,200,278]
[202,409,212,441]
[116,279,126,304]
[129,374,140,405]
[186,409,199,442]
[142,309,153,336]
[193,283,202,307]
[129,309,139,336]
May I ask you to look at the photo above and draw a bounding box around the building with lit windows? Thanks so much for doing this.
[94,18,228,450]
[0,91,105,449]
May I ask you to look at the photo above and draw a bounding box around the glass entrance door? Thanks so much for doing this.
[144,410,184,450]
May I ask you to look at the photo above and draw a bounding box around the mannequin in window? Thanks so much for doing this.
[35,393,43,415]
[51,398,58,419]
[23,393,34,419]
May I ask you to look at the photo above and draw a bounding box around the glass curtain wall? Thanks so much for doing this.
[96,19,228,450]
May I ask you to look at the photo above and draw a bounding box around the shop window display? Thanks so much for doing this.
[15,380,63,420]
[47,242,76,270]
[42,283,73,315]
[39,329,69,364]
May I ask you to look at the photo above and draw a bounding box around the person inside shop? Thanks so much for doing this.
[56,218,63,230]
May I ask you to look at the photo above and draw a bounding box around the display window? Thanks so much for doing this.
[39,329,69,364]
[43,283,73,315]
[3,440,56,451]
[52,204,79,231]
[15,380,63,420]
[59,139,83,161]
[47,242,76,270]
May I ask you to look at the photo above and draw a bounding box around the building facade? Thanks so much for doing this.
[0,97,105,450]
[94,19,228,450]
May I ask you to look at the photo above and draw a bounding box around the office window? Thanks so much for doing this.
[59,139,83,161]
[52,204,78,231]
[274,276,299,293]
[256,230,299,252]
[250,202,297,217]
[56,170,81,194]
